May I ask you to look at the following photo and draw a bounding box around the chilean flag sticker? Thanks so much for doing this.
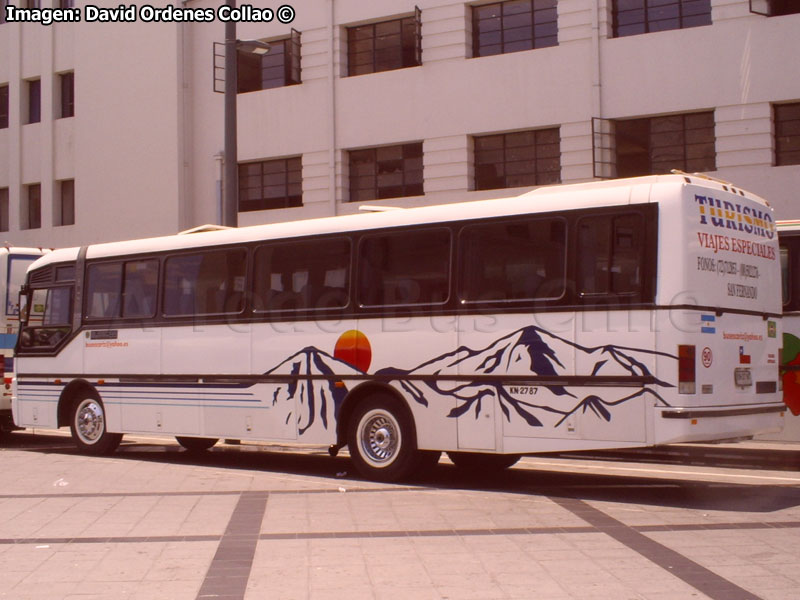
[739,346,751,364]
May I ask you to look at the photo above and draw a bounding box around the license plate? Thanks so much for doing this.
[734,368,752,388]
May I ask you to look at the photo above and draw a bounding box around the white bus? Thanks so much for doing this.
[12,175,784,480]
[0,247,47,433]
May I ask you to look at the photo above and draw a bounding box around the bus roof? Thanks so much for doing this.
[30,174,769,267]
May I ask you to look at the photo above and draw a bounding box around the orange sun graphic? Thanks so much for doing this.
[333,330,372,373]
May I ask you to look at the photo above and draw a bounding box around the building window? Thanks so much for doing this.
[347,10,422,76]
[59,72,74,118]
[612,0,711,38]
[238,157,302,212]
[775,102,800,166]
[238,30,301,93]
[750,0,800,16]
[56,179,75,226]
[614,111,715,177]
[26,79,41,124]
[59,0,75,8]
[349,143,423,202]
[23,184,41,230]
[0,188,8,232]
[474,128,561,191]
[0,84,8,129]
[472,0,558,58]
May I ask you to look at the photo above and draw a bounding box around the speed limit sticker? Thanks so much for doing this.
[701,347,713,368]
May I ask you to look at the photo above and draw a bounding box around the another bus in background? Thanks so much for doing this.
[777,220,800,440]
[0,247,47,434]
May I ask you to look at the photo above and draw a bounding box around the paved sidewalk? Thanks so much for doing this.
[0,431,798,599]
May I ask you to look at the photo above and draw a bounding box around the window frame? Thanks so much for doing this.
[237,30,301,93]
[84,258,160,321]
[614,111,716,177]
[473,127,561,191]
[356,226,453,309]
[457,215,568,305]
[346,9,422,77]
[774,102,800,167]
[0,84,8,129]
[162,248,248,318]
[348,142,424,202]
[238,156,302,212]
[58,72,74,119]
[471,0,559,58]
[612,0,712,38]
[252,236,352,314]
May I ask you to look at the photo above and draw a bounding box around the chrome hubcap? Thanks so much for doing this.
[76,400,104,444]
[359,411,400,467]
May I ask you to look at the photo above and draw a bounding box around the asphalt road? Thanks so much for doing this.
[1,430,798,600]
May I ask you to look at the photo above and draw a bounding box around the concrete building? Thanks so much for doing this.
[1,0,798,249]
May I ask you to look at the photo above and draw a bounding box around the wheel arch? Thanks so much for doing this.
[336,382,418,449]
[57,379,99,428]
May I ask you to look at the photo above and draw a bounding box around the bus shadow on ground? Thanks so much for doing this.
[9,431,800,515]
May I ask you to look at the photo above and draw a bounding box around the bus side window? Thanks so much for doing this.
[253,238,350,312]
[357,229,450,307]
[164,250,246,317]
[458,218,566,303]
[577,213,644,298]
[87,263,123,319]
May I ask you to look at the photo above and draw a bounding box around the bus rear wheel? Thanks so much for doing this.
[446,451,520,472]
[69,395,122,455]
[347,394,418,482]
[176,436,218,452]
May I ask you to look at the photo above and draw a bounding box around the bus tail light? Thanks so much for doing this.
[678,345,696,394]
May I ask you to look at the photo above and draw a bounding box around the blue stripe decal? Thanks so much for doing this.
[701,326,716,334]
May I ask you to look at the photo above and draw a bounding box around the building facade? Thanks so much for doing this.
[0,0,798,248]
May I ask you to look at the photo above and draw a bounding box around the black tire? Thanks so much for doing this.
[347,394,419,482]
[69,394,122,455]
[446,451,521,472]
[176,436,218,452]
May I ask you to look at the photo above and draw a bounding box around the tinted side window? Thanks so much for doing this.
[459,218,566,302]
[86,259,158,319]
[253,238,350,312]
[86,263,122,319]
[164,250,246,316]
[122,260,158,318]
[577,213,644,297]
[358,229,450,306]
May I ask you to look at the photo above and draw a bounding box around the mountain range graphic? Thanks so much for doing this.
[264,325,676,435]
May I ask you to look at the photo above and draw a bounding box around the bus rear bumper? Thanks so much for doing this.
[655,403,786,444]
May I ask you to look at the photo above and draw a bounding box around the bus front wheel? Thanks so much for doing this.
[347,394,418,482]
[69,395,122,455]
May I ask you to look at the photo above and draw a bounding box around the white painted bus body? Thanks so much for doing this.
[12,175,783,464]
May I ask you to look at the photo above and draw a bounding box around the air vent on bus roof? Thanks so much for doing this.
[28,267,53,285]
